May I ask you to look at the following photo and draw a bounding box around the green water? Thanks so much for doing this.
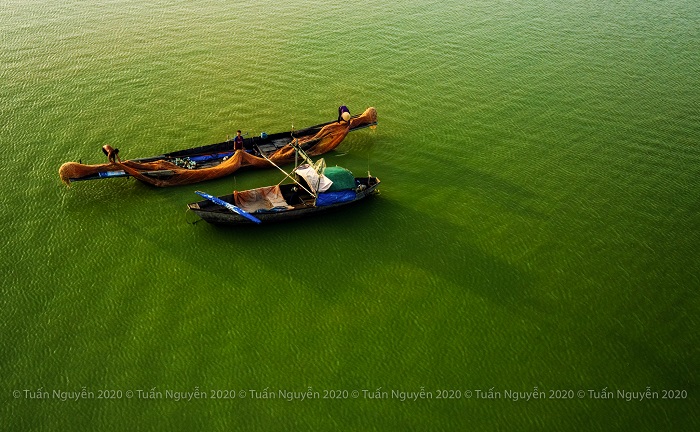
[2,0,699,430]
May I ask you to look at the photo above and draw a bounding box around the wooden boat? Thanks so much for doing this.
[187,145,380,225]
[59,107,377,187]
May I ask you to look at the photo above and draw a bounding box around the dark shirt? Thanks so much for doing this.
[233,135,244,150]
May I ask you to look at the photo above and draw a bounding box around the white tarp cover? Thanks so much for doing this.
[294,164,333,194]
[234,185,292,213]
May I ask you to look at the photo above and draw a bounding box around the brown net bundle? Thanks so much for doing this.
[59,107,377,187]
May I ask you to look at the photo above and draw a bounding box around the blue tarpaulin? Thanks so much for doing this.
[189,152,235,162]
[316,190,356,207]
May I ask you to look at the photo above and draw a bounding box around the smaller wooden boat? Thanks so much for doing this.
[187,145,380,225]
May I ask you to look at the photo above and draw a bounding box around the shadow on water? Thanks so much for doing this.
[57,172,538,313]
[382,150,548,221]
[460,165,545,217]
[188,192,538,310]
[371,196,537,307]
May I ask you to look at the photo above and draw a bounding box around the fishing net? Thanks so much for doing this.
[59,107,377,187]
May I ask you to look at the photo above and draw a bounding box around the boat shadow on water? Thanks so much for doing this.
[59,174,540,314]
[197,193,541,311]
[364,197,541,309]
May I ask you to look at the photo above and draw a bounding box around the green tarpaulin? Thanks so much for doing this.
[324,166,355,191]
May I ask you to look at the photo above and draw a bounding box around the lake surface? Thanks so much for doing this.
[2,0,698,430]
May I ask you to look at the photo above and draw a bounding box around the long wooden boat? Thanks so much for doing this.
[59,107,377,187]
[188,144,380,225]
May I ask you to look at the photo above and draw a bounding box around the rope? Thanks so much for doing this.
[184,207,203,225]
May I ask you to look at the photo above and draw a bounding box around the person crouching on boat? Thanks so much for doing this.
[102,145,121,163]
[338,105,351,123]
[233,130,244,151]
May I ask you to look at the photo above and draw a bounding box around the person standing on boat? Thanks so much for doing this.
[233,130,244,151]
[338,105,351,123]
[102,145,121,163]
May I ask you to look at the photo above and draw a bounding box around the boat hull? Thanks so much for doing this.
[188,178,380,225]
[59,107,377,187]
